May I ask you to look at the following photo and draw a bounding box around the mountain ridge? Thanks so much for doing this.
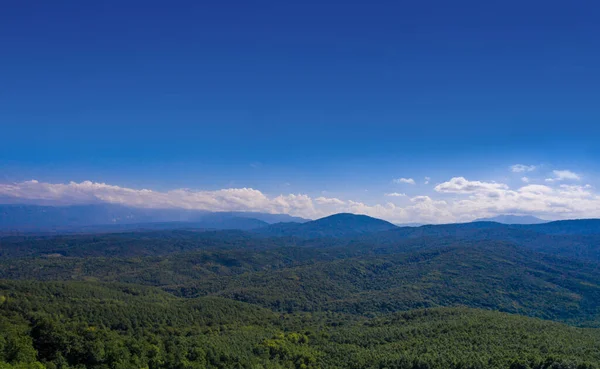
[0,203,307,231]
[257,212,398,238]
[473,214,548,224]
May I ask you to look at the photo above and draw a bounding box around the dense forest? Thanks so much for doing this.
[1,280,600,369]
[1,214,600,368]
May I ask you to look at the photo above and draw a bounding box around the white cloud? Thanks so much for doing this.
[519,184,554,194]
[434,177,508,194]
[1,177,600,224]
[545,170,581,182]
[449,182,599,220]
[521,177,530,183]
[0,180,319,218]
[511,164,536,173]
[315,197,345,205]
[410,196,431,203]
[424,177,431,185]
[385,192,406,197]
[393,178,415,185]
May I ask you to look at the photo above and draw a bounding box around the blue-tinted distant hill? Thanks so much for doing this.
[4,204,600,261]
[72,218,269,233]
[357,220,600,262]
[257,213,398,238]
[0,204,305,232]
[473,214,548,224]
[520,219,600,235]
[394,222,425,227]
[223,211,308,224]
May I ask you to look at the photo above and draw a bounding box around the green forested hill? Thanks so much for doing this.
[175,244,600,325]
[2,242,599,326]
[0,230,279,258]
[3,218,600,263]
[2,218,600,368]
[1,280,599,369]
[256,213,398,238]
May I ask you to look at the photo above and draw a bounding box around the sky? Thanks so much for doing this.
[1,1,599,223]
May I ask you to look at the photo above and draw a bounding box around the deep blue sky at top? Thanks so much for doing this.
[1,1,599,197]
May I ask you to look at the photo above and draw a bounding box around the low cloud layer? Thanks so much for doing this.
[1,178,599,223]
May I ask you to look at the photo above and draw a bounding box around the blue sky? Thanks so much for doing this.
[1,1,599,222]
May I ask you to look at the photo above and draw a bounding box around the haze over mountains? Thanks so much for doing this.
[0,204,307,232]
[0,203,571,232]
[2,205,600,262]
[255,213,398,238]
[474,214,548,224]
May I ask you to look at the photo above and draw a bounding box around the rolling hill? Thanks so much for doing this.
[257,213,398,238]
[2,213,600,367]
[356,221,600,262]
[2,232,600,326]
[171,243,600,325]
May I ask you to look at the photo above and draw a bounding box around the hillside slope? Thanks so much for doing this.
[174,243,600,325]
[258,213,398,238]
[1,280,599,369]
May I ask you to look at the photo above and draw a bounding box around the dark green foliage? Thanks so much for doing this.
[0,230,287,258]
[357,224,600,262]
[176,244,600,325]
[316,307,600,369]
[0,281,599,369]
[2,241,599,326]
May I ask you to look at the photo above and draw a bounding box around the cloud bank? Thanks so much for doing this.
[1,178,599,223]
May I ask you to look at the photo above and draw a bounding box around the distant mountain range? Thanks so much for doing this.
[3,213,600,369]
[3,205,600,262]
[473,214,548,224]
[0,204,307,232]
[394,222,425,227]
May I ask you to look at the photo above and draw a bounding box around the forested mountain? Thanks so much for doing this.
[257,213,398,238]
[2,240,599,326]
[357,221,600,262]
[2,213,600,368]
[522,219,600,235]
